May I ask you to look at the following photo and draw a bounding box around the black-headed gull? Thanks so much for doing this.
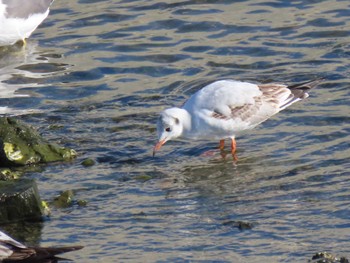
[153,79,322,160]
[0,0,54,46]
[0,230,83,262]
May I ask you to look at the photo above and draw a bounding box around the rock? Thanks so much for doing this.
[134,174,152,181]
[52,190,74,208]
[41,200,51,217]
[222,220,254,230]
[309,252,349,263]
[0,179,45,223]
[77,200,88,207]
[81,158,95,167]
[0,117,76,167]
[0,168,21,180]
[52,190,87,208]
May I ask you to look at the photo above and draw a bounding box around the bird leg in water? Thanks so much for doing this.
[219,139,225,151]
[219,139,227,159]
[231,138,238,161]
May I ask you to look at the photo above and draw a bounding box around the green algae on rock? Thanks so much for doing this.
[0,179,45,223]
[81,158,95,167]
[52,189,88,208]
[53,190,74,208]
[0,117,77,166]
[0,169,21,180]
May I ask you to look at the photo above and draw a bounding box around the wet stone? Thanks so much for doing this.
[0,169,21,180]
[77,200,88,207]
[52,190,87,209]
[309,252,349,263]
[81,158,95,167]
[134,174,153,181]
[222,220,254,230]
[53,190,74,208]
[0,117,77,167]
[0,179,45,223]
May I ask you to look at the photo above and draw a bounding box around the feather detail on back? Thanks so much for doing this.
[210,79,322,123]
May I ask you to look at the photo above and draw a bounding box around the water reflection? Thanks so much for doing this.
[0,0,350,262]
[0,42,72,115]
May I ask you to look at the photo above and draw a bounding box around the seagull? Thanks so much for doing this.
[153,79,322,160]
[0,0,54,46]
[0,230,83,262]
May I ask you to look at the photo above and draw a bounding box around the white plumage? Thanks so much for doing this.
[0,0,53,46]
[153,79,322,160]
[0,229,83,261]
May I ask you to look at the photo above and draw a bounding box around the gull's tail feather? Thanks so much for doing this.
[287,78,324,98]
[280,78,324,109]
[31,245,84,257]
[6,246,83,262]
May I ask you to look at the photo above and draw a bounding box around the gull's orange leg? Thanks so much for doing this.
[219,139,227,159]
[219,139,225,151]
[200,141,224,157]
[231,138,238,161]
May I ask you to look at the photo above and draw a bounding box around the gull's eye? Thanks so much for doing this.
[165,127,171,132]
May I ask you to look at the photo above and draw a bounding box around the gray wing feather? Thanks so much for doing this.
[211,79,322,126]
[3,0,53,19]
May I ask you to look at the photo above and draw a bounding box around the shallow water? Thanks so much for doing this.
[1,0,350,262]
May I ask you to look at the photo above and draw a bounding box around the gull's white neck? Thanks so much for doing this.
[175,108,192,138]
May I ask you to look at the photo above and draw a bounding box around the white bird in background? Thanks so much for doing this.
[153,79,322,160]
[0,230,83,262]
[0,0,54,46]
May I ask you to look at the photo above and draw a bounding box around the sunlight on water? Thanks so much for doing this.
[0,0,350,262]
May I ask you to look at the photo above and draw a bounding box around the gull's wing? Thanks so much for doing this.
[7,246,83,261]
[186,79,321,131]
[0,230,27,261]
[0,230,83,262]
[0,231,26,249]
[210,83,288,127]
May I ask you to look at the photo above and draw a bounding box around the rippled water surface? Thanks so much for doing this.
[1,0,350,262]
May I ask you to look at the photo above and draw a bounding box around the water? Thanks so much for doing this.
[1,0,350,262]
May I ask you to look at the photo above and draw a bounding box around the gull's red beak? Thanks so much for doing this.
[153,139,166,157]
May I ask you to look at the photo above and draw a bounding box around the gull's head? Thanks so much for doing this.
[153,107,185,156]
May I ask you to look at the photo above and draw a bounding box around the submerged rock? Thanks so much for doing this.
[53,190,74,208]
[309,252,349,263]
[0,168,21,180]
[0,179,45,223]
[222,220,254,230]
[81,158,95,167]
[0,117,76,167]
[52,190,87,208]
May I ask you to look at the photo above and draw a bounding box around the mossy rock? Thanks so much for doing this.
[51,189,87,208]
[81,158,95,167]
[0,117,76,167]
[53,190,74,208]
[0,169,21,180]
[0,179,45,223]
